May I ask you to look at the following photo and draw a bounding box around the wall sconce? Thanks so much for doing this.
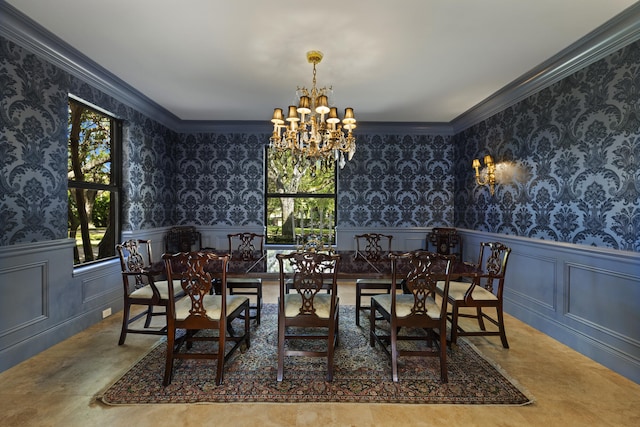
[472,155,496,195]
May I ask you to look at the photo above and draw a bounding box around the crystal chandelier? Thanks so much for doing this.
[269,50,356,170]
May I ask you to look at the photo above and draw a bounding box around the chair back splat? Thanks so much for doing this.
[354,233,393,326]
[226,233,265,324]
[370,250,455,382]
[276,251,341,381]
[162,251,250,386]
[164,226,202,253]
[427,227,462,259]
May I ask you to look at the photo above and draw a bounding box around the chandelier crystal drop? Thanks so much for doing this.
[269,50,356,171]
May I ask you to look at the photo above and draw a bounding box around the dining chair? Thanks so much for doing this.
[369,250,454,382]
[427,227,462,259]
[226,232,265,324]
[164,225,202,253]
[115,239,184,345]
[354,233,393,326]
[162,251,250,386]
[276,251,341,381]
[436,241,512,348]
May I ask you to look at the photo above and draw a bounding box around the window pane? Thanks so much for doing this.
[266,148,337,245]
[266,197,335,244]
[68,100,112,184]
[68,189,116,265]
[266,149,335,194]
[68,97,119,266]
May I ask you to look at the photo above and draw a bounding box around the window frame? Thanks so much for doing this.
[264,146,337,246]
[67,96,122,267]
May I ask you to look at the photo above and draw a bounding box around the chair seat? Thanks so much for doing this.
[436,280,498,301]
[372,294,441,319]
[174,294,249,321]
[129,280,180,300]
[284,293,333,318]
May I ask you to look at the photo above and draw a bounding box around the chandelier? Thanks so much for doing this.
[269,50,356,170]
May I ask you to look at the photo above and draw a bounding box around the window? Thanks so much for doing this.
[265,148,336,245]
[68,97,121,266]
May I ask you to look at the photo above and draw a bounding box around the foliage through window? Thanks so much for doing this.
[68,97,121,265]
[266,148,336,245]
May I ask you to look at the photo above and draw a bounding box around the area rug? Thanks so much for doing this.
[98,304,534,405]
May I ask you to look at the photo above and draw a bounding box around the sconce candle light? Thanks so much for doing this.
[472,155,496,195]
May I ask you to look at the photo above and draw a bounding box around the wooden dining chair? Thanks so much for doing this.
[162,251,250,386]
[164,226,202,253]
[226,232,265,324]
[354,233,393,326]
[436,241,512,348]
[427,227,462,259]
[115,239,184,345]
[370,251,454,383]
[276,251,341,381]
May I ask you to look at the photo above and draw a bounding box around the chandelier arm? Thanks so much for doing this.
[269,50,356,169]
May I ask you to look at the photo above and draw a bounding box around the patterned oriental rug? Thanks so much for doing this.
[98,304,534,405]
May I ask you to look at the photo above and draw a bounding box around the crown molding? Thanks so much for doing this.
[451,2,640,133]
[2,1,639,136]
[0,1,184,131]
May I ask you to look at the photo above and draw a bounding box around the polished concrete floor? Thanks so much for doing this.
[1,281,639,427]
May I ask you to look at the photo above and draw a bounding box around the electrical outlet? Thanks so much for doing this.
[102,307,112,319]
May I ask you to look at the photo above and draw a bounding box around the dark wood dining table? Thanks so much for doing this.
[150,249,482,281]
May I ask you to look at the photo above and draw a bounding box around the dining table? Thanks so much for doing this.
[150,248,483,282]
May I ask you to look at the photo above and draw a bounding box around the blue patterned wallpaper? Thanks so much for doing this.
[1,32,638,253]
[173,131,454,229]
[173,133,264,225]
[339,133,454,227]
[0,37,69,244]
[454,40,640,251]
[0,36,178,245]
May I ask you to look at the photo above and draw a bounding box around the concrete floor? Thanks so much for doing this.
[1,280,639,427]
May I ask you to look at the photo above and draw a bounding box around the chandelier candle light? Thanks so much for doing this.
[270,50,356,170]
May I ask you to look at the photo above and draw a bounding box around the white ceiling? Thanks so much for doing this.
[6,0,639,123]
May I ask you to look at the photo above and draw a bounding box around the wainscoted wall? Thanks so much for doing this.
[453,40,640,252]
[0,34,177,371]
[1,4,638,384]
[458,230,640,383]
[451,39,640,383]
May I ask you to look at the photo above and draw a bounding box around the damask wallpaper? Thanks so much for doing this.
[1,32,638,252]
[0,36,178,246]
[172,131,455,229]
[454,40,640,252]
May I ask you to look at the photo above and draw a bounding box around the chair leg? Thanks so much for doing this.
[327,322,336,381]
[256,288,262,325]
[450,305,460,346]
[163,329,175,386]
[439,325,448,383]
[391,321,399,382]
[144,305,154,328]
[215,329,226,386]
[497,307,509,349]
[369,301,376,347]
[118,302,131,345]
[355,285,362,326]
[476,307,486,330]
[277,309,285,382]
